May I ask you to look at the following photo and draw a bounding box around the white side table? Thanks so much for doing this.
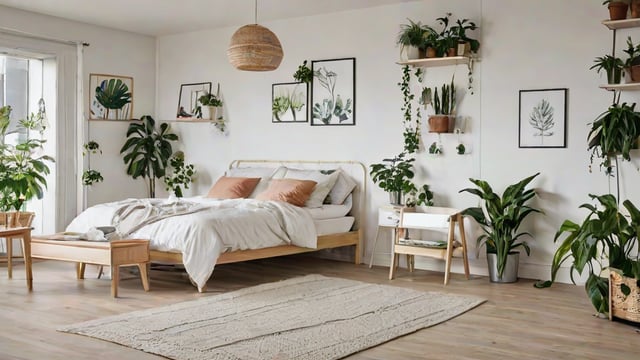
[368,205,408,268]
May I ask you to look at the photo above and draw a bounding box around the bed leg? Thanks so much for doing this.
[354,243,361,265]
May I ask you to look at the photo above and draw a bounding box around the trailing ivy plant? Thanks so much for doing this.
[163,151,195,197]
[400,65,420,153]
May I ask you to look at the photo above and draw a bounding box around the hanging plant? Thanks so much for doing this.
[82,140,103,186]
[293,60,313,83]
[400,65,420,153]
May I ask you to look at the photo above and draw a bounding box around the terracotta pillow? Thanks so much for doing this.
[255,179,317,207]
[206,176,261,199]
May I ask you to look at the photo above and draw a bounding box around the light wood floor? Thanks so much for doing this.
[1,256,638,360]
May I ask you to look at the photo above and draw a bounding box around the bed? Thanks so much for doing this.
[66,160,366,291]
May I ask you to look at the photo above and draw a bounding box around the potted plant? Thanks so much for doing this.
[198,92,223,120]
[603,0,629,21]
[587,101,640,178]
[623,36,640,82]
[369,152,416,205]
[397,19,436,59]
[82,140,103,186]
[537,194,640,320]
[293,60,313,83]
[120,115,179,198]
[450,18,480,56]
[424,78,456,133]
[590,54,625,84]
[435,13,458,57]
[163,151,196,197]
[0,106,54,225]
[459,173,542,282]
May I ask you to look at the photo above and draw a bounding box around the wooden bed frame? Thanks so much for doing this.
[149,160,366,278]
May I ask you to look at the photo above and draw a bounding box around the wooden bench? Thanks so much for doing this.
[30,235,150,297]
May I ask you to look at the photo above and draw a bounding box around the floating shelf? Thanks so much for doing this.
[599,83,640,91]
[602,18,640,30]
[397,56,470,67]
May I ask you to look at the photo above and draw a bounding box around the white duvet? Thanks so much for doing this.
[66,197,317,291]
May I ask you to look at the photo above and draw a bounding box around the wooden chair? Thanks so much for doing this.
[1,212,35,279]
[389,207,470,285]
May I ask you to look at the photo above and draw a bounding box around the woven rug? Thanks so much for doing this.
[59,275,485,360]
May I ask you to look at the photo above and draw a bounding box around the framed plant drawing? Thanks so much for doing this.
[311,57,355,126]
[272,82,308,123]
[519,88,567,148]
[89,74,134,120]
[177,82,212,119]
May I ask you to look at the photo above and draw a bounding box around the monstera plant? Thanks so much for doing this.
[95,78,132,120]
[120,115,178,198]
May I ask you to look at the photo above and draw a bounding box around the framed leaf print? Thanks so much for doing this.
[311,58,356,126]
[519,88,567,148]
[89,74,134,120]
[272,82,308,123]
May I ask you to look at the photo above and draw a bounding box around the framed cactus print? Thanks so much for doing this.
[311,58,355,126]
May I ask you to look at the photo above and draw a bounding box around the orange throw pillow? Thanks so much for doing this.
[206,176,261,199]
[255,179,317,207]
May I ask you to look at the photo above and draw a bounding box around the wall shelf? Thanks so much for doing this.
[602,18,640,30]
[599,83,640,91]
[397,56,470,67]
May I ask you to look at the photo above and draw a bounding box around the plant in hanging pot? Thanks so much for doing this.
[459,173,542,283]
[587,101,640,177]
[198,92,223,121]
[423,78,457,133]
[623,36,640,82]
[603,0,629,21]
[590,54,625,84]
[120,115,179,198]
[536,194,640,321]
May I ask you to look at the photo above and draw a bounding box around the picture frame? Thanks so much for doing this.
[89,74,134,120]
[518,88,567,148]
[177,82,212,119]
[272,82,308,123]
[311,57,356,126]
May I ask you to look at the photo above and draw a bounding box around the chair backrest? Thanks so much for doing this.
[399,207,459,230]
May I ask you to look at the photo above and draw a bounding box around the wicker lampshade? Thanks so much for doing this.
[227,24,284,71]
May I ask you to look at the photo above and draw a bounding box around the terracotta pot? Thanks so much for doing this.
[631,0,640,18]
[609,2,629,20]
[628,65,640,82]
[428,115,451,133]
[425,47,437,58]
[447,47,457,57]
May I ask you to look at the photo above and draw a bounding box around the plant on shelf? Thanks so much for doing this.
[120,115,178,198]
[370,152,417,205]
[435,13,457,57]
[590,55,625,85]
[536,194,640,318]
[587,101,640,182]
[459,173,542,282]
[623,36,640,82]
[82,140,103,186]
[293,60,313,83]
[0,105,54,214]
[198,92,223,121]
[450,18,480,55]
[424,77,456,133]
[603,0,629,21]
[94,78,132,120]
[397,19,436,59]
[163,151,196,197]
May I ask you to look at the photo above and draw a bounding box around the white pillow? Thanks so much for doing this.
[327,170,357,205]
[225,166,286,198]
[283,168,339,208]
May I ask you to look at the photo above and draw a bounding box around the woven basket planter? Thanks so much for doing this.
[609,271,640,323]
[227,24,283,71]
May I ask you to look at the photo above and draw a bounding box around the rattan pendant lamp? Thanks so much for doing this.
[227,0,284,71]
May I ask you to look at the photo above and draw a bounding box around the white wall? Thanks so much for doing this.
[155,0,640,283]
[0,5,156,211]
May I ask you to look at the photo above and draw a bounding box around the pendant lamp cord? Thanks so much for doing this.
[254,0,258,24]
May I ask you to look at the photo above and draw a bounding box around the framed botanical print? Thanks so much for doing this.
[311,58,355,126]
[272,82,308,123]
[519,88,567,148]
[89,74,134,120]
